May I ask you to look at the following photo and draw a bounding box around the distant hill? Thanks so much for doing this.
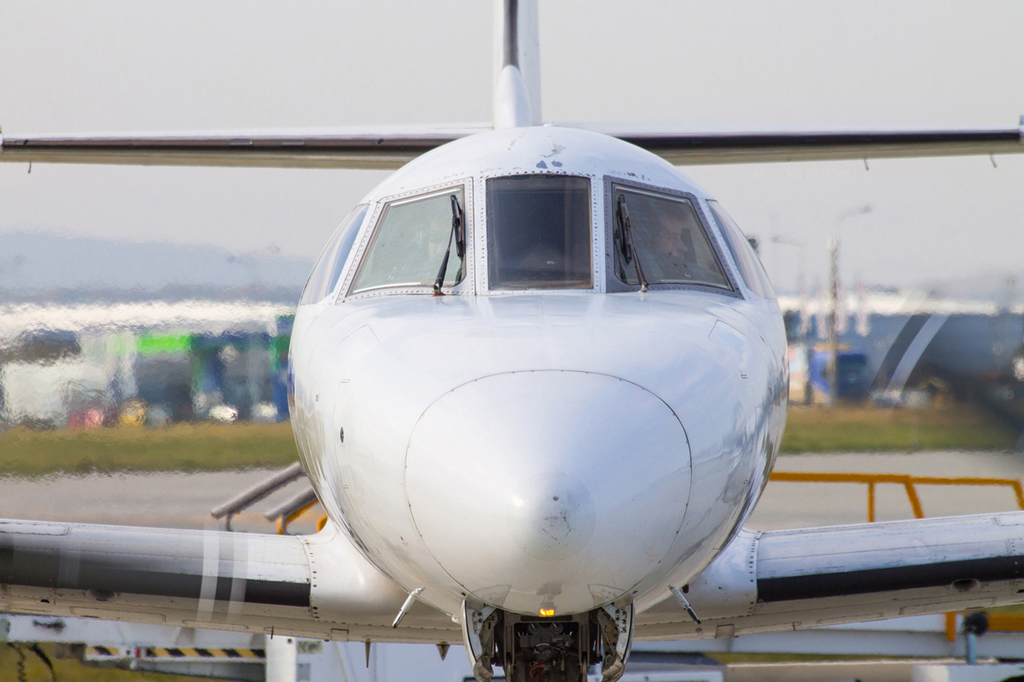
[0,231,313,304]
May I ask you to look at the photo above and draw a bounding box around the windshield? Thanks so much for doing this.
[300,204,369,305]
[486,175,593,290]
[612,186,730,289]
[707,200,776,300]
[350,188,465,294]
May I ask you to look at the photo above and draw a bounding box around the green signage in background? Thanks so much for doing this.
[136,334,192,356]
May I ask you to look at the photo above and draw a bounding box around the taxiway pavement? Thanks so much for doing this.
[3,450,1023,534]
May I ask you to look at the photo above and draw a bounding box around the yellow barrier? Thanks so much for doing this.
[769,471,1024,523]
[276,500,328,535]
[769,471,1024,641]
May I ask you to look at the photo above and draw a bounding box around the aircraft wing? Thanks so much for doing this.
[635,512,1024,640]
[4,122,1022,169]
[0,519,458,644]
[578,123,1024,165]
[0,125,489,170]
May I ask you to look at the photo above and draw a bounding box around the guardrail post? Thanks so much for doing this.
[903,479,924,518]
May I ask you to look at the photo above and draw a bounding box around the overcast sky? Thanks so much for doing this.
[2,1,1023,293]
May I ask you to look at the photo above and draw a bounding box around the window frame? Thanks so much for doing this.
[706,199,778,302]
[479,171,601,295]
[299,203,370,307]
[603,176,741,298]
[340,180,474,300]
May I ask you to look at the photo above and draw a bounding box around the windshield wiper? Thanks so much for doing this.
[616,194,649,292]
[433,194,466,295]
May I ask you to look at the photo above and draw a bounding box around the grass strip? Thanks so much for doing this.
[0,404,1018,477]
[0,422,298,477]
[781,404,1019,453]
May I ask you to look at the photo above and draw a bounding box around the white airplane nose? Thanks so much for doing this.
[405,371,691,616]
[507,470,596,562]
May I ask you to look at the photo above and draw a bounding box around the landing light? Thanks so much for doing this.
[539,608,555,617]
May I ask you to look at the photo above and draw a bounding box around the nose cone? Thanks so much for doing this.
[405,371,690,616]
[508,470,596,562]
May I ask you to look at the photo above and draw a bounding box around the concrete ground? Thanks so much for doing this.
[0,467,324,534]
[4,450,1022,532]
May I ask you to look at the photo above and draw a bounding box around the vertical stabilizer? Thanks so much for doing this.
[493,0,542,128]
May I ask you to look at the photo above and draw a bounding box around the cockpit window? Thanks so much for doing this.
[350,188,465,294]
[486,175,593,290]
[707,200,777,301]
[612,186,730,289]
[300,203,369,305]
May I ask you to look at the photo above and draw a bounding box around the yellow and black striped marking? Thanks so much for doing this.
[143,647,265,660]
[86,646,124,659]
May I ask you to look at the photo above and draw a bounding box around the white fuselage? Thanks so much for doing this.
[288,126,788,619]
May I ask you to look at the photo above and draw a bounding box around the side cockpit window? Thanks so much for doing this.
[486,175,593,290]
[612,185,730,290]
[350,188,465,295]
[300,204,369,305]
[707,200,777,301]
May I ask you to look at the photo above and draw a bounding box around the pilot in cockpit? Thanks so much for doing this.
[648,221,696,281]
[645,216,727,286]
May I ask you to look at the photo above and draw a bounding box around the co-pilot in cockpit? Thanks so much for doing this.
[611,184,730,291]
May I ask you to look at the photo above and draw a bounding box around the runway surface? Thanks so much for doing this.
[0,467,323,534]
[3,450,1023,533]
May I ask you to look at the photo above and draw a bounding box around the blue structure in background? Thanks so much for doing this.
[809,350,871,402]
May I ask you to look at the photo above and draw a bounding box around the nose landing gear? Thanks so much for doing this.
[461,601,634,682]
[504,616,588,682]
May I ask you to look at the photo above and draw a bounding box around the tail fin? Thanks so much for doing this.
[493,0,542,128]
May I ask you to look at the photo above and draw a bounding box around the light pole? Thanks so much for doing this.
[772,234,810,404]
[827,204,872,407]
[771,234,808,339]
[770,235,806,304]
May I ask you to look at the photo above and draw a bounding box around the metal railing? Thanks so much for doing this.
[769,471,1024,523]
[263,487,322,534]
[211,461,326,533]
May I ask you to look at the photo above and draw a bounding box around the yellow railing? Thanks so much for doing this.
[769,471,1024,523]
[769,471,1024,640]
[280,505,328,534]
[276,499,327,535]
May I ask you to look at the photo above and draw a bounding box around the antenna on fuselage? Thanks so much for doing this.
[493,0,542,128]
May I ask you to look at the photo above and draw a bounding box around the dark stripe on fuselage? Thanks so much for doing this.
[758,554,1024,603]
[0,545,310,608]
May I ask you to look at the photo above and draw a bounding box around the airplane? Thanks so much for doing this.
[3,2,1024,681]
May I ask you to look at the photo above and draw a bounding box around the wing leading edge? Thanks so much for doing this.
[2,123,1021,169]
[0,519,456,644]
[581,123,1024,165]
[0,125,489,170]
[636,512,1024,640]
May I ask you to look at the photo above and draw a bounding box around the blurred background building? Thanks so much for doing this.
[0,231,306,428]
[781,282,1024,428]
